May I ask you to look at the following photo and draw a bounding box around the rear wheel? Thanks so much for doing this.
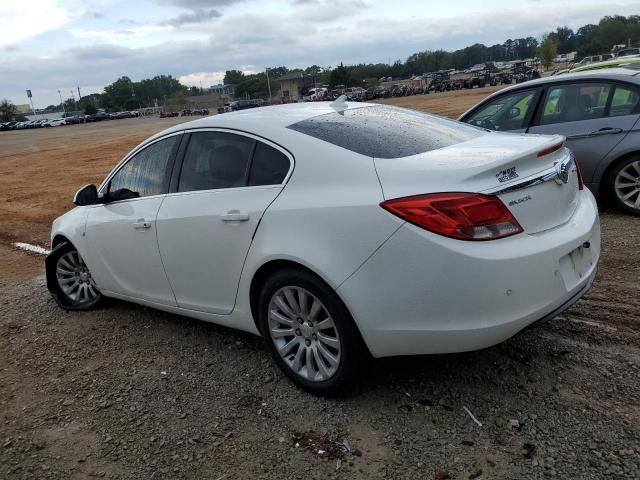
[609,157,640,215]
[258,269,363,395]
[47,242,102,310]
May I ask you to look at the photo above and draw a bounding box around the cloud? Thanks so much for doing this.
[159,8,222,26]
[0,0,70,48]
[71,25,173,42]
[290,0,369,23]
[84,10,105,19]
[178,71,226,87]
[153,0,242,8]
[63,44,135,61]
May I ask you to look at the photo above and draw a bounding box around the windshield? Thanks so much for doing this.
[465,89,536,131]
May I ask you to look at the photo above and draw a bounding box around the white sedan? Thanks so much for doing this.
[47,100,600,394]
[49,118,67,127]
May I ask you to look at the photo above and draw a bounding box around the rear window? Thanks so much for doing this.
[287,106,482,158]
[248,142,290,186]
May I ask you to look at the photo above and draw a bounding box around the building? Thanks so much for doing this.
[210,84,235,97]
[15,104,32,114]
[276,72,313,102]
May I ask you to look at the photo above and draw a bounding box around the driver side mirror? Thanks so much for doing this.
[507,106,521,119]
[73,184,98,206]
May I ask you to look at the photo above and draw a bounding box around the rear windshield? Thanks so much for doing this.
[287,105,482,158]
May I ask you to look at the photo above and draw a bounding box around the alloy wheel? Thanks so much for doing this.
[55,251,99,304]
[268,286,341,382]
[614,160,640,210]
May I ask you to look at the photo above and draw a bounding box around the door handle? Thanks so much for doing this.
[133,219,152,230]
[568,127,624,140]
[590,127,623,136]
[221,210,249,222]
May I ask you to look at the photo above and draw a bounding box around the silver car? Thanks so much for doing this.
[459,68,640,215]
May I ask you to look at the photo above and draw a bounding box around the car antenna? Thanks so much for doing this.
[329,95,348,114]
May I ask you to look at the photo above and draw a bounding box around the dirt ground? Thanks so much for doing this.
[1,87,639,479]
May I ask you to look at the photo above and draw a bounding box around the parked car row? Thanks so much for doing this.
[159,109,210,118]
[1,118,74,129]
[0,110,145,132]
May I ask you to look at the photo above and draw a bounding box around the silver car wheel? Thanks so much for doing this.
[56,251,99,304]
[614,160,640,210]
[268,286,341,382]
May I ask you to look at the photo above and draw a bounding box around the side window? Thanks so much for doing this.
[466,90,537,131]
[609,85,640,117]
[178,132,253,192]
[539,83,611,125]
[108,135,178,197]
[248,142,290,186]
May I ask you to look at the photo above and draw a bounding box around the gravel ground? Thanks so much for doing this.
[1,209,639,480]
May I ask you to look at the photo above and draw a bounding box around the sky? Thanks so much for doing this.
[0,0,638,107]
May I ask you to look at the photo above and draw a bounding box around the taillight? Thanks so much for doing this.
[574,160,584,190]
[380,193,523,241]
[537,142,563,157]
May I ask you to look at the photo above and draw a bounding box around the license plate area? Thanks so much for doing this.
[559,243,594,291]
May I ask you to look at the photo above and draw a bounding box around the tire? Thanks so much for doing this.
[258,268,364,395]
[607,156,640,216]
[46,242,102,310]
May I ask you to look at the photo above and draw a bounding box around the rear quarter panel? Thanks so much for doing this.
[234,134,404,317]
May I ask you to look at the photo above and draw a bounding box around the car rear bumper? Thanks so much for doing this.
[338,189,600,358]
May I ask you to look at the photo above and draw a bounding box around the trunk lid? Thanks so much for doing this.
[374,132,580,234]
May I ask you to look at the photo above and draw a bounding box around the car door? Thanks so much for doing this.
[461,88,542,133]
[84,133,182,306]
[527,82,639,183]
[156,130,292,315]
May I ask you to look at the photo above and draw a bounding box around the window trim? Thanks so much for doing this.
[603,87,616,117]
[169,127,295,195]
[98,131,184,197]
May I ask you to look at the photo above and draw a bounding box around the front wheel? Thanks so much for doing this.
[608,157,640,215]
[46,242,102,310]
[258,269,364,395]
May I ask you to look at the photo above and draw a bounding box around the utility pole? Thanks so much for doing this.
[70,90,76,112]
[58,89,66,116]
[77,87,82,100]
[265,68,272,102]
[131,86,142,113]
[26,90,38,119]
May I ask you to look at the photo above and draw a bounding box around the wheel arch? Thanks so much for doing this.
[248,259,370,355]
[45,238,102,310]
[598,149,640,201]
[250,259,327,332]
[52,234,72,249]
